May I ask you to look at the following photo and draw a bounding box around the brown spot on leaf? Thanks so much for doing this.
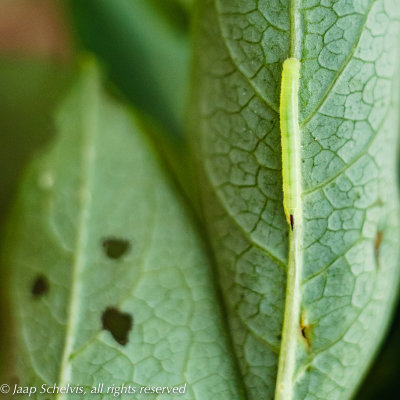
[374,231,383,266]
[290,214,294,231]
[300,313,312,349]
[31,275,49,298]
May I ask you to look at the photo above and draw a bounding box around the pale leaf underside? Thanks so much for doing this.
[194,0,400,399]
[3,65,244,399]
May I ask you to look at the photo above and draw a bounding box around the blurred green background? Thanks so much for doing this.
[0,1,398,398]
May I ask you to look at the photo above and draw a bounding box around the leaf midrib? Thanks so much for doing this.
[56,73,99,397]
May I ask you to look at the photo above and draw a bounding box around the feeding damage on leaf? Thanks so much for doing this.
[31,275,49,298]
[102,237,131,260]
[101,307,133,346]
[299,312,312,350]
[374,231,383,266]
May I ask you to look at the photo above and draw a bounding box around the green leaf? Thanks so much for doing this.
[191,1,400,399]
[1,62,244,399]
[67,0,190,137]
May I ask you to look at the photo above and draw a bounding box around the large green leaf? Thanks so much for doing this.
[1,63,243,399]
[191,1,400,399]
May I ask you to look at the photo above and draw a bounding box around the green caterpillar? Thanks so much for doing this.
[280,57,302,230]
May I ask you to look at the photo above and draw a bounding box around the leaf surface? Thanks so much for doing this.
[191,1,400,399]
[1,63,243,400]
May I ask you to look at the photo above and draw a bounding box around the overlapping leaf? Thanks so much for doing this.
[1,64,243,400]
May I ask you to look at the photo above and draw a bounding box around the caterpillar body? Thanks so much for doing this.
[280,58,302,230]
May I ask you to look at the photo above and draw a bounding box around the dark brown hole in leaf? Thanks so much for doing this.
[374,231,383,266]
[31,275,49,298]
[102,238,130,260]
[101,307,133,346]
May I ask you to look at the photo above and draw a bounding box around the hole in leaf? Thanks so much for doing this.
[374,231,383,266]
[102,238,130,260]
[101,307,133,346]
[31,275,49,298]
